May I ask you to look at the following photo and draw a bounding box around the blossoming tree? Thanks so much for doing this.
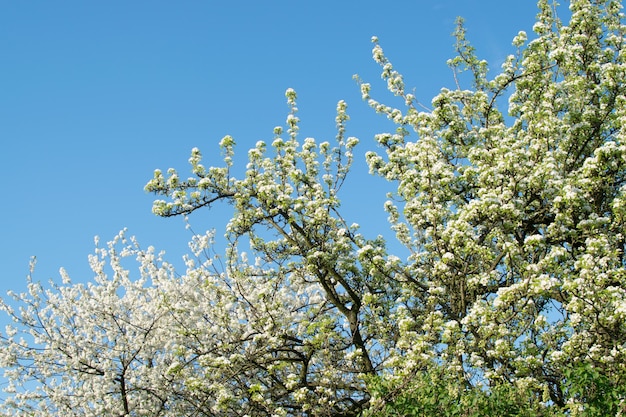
[2,0,626,415]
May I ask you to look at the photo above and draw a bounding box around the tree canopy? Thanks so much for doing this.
[2,0,626,415]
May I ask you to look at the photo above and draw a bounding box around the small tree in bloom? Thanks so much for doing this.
[2,0,626,415]
[0,233,185,416]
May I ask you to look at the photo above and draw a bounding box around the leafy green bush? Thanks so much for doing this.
[564,363,626,417]
[365,367,559,417]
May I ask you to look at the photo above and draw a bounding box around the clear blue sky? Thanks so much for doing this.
[0,1,541,296]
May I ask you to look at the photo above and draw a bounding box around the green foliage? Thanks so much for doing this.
[564,363,626,416]
[365,361,626,417]
[364,366,557,417]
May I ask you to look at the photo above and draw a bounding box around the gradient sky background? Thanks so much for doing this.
[0,1,545,301]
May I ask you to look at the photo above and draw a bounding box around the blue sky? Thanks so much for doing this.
[0,1,540,297]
